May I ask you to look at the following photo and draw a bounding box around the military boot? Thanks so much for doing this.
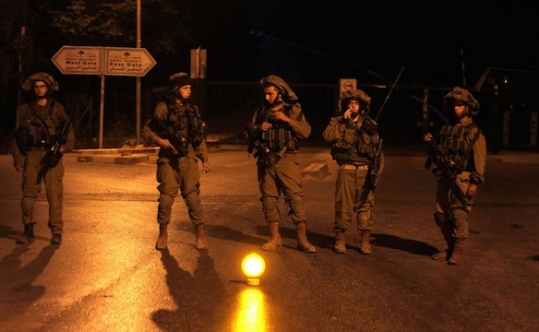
[296,223,316,253]
[51,234,62,245]
[16,223,35,244]
[432,219,454,260]
[334,231,346,254]
[194,223,207,250]
[155,224,168,250]
[360,230,372,255]
[448,238,465,265]
[432,236,454,261]
[262,222,282,251]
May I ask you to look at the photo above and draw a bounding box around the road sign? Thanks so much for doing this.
[105,47,156,77]
[52,46,103,75]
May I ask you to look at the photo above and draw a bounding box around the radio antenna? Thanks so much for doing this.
[375,66,405,121]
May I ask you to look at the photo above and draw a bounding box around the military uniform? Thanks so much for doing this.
[323,89,384,254]
[248,75,315,253]
[13,72,75,245]
[142,73,209,250]
[425,86,487,264]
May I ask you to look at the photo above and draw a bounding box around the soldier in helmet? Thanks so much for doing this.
[142,72,211,251]
[13,72,75,245]
[247,75,316,253]
[323,88,384,254]
[423,86,487,265]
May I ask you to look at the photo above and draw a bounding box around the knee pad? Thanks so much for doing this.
[262,196,280,222]
[184,191,201,208]
[452,208,468,225]
[184,191,203,221]
[158,194,174,210]
[288,196,305,216]
[357,211,371,224]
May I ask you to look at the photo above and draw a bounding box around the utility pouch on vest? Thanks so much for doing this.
[262,128,296,151]
[15,126,33,156]
[333,127,356,151]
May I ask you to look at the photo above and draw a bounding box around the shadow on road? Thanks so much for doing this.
[372,233,437,256]
[152,249,230,331]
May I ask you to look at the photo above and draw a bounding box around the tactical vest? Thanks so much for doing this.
[331,116,381,163]
[257,106,300,152]
[165,100,206,148]
[436,123,480,172]
[16,99,65,153]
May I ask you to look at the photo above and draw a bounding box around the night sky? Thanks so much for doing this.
[248,0,539,87]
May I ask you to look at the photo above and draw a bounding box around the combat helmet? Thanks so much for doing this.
[443,86,479,116]
[340,88,371,114]
[21,72,59,94]
[259,75,299,103]
[168,72,192,91]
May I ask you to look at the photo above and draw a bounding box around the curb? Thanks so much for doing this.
[74,154,150,165]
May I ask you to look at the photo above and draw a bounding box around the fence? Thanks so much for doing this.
[4,79,528,153]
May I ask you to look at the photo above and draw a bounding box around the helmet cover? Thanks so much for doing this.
[443,86,479,116]
[21,72,59,93]
[259,75,299,103]
[340,88,371,114]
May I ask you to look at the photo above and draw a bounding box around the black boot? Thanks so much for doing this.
[17,223,35,244]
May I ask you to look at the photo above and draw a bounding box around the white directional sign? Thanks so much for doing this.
[52,46,157,77]
[52,46,104,75]
[105,47,156,77]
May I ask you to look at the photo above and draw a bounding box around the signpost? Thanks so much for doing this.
[105,47,156,77]
[52,45,157,148]
[52,46,103,75]
[52,46,156,77]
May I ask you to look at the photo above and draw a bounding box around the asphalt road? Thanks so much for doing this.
[1,146,538,332]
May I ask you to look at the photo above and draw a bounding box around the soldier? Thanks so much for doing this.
[423,86,487,265]
[142,72,211,251]
[13,72,75,245]
[247,75,316,253]
[322,88,384,254]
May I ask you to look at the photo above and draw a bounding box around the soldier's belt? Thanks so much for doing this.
[30,145,49,151]
[340,164,369,170]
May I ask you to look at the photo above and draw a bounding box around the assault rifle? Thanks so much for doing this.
[148,117,189,156]
[369,138,383,191]
[244,123,280,168]
[424,140,468,208]
[43,119,70,169]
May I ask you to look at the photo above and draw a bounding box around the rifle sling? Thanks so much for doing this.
[456,125,481,172]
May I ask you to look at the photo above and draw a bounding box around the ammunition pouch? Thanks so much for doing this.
[334,127,356,151]
[191,119,207,147]
[261,128,298,152]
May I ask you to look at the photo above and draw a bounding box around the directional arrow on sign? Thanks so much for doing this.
[52,46,104,75]
[105,47,156,77]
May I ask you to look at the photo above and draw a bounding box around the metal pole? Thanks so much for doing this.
[460,49,467,87]
[16,26,26,127]
[136,0,142,145]
[99,74,105,148]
